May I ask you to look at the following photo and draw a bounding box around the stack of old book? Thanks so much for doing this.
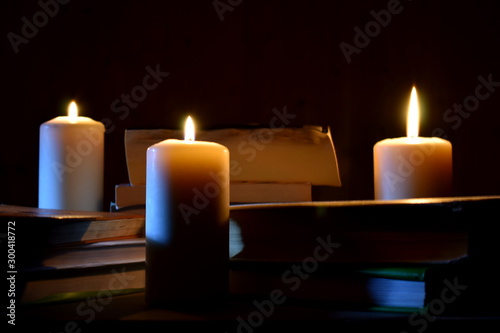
[228,197,500,314]
[9,124,500,317]
[1,205,146,305]
[9,196,500,316]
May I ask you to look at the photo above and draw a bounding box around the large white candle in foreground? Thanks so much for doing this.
[145,116,230,306]
[373,87,453,200]
[39,101,105,211]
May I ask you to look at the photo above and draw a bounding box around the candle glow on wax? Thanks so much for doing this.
[373,86,453,200]
[145,115,230,305]
[39,100,105,211]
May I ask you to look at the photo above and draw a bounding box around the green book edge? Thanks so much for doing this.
[20,288,145,307]
[357,266,430,281]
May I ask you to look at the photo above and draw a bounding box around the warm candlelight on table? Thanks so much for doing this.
[39,101,105,211]
[145,116,230,306]
[373,87,453,200]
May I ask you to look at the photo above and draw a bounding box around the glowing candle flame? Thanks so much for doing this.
[407,86,419,138]
[184,116,195,141]
[68,101,78,121]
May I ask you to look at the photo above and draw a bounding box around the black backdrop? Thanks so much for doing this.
[1,0,500,208]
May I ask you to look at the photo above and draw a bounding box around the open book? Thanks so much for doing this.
[114,126,341,208]
[124,126,341,186]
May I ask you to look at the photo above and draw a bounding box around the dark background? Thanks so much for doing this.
[1,0,500,209]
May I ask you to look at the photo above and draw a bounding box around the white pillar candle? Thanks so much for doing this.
[39,101,105,211]
[373,87,453,200]
[145,116,230,306]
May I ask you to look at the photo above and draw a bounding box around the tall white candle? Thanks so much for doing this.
[373,87,453,200]
[145,116,230,306]
[39,101,105,211]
